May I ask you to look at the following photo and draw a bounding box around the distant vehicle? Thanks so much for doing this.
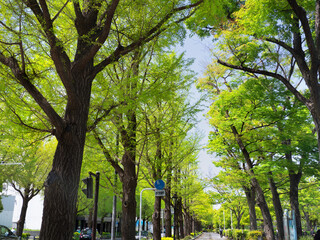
[0,225,18,240]
[79,228,101,240]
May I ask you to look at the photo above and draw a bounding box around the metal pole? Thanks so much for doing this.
[111,170,117,240]
[223,210,225,230]
[92,172,100,240]
[231,210,233,229]
[111,192,117,240]
[139,188,156,240]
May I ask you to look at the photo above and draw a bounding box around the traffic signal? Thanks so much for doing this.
[82,177,93,199]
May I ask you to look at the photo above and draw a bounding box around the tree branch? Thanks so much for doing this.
[217,59,311,108]
[286,0,318,64]
[0,53,65,136]
[92,0,203,76]
[93,130,124,177]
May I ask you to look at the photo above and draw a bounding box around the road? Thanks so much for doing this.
[196,232,227,240]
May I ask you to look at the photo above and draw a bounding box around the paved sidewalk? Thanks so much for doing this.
[196,232,227,240]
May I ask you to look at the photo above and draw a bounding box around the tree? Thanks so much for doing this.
[216,0,320,162]
[199,60,318,239]
[9,140,54,237]
[0,1,206,239]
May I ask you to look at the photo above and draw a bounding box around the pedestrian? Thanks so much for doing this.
[219,228,223,238]
[314,230,320,240]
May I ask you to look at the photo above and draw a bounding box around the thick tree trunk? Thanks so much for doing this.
[243,185,258,230]
[153,197,162,240]
[40,82,91,240]
[38,55,94,240]
[120,151,137,240]
[268,173,284,240]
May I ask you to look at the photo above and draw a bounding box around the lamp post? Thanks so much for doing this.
[172,194,178,240]
[139,188,156,240]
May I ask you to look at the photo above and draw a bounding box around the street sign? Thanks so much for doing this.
[154,179,165,190]
[155,190,165,197]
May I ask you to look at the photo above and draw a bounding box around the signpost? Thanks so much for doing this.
[155,190,165,197]
[155,179,165,190]
[139,180,165,240]
[154,179,165,197]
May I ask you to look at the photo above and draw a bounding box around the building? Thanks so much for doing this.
[0,184,43,230]
[0,195,15,228]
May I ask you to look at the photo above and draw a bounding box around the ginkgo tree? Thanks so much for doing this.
[216,0,320,161]
[0,1,211,239]
[199,59,318,239]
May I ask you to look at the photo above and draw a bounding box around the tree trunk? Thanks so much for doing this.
[153,197,162,240]
[16,188,31,237]
[120,150,137,240]
[164,146,172,237]
[178,197,184,239]
[232,125,274,239]
[40,74,92,240]
[164,188,172,237]
[184,211,190,236]
[289,171,303,237]
[302,206,311,231]
[268,173,284,240]
[243,185,258,230]
[251,177,275,240]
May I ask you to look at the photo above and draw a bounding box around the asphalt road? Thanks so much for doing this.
[196,232,227,240]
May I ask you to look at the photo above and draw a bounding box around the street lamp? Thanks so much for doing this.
[172,193,178,240]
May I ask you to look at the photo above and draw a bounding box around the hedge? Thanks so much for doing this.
[219,229,263,240]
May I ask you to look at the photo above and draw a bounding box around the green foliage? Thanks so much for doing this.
[186,0,243,36]
[73,232,80,240]
[247,231,263,240]
[233,229,249,240]
[299,236,313,240]
[21,233,31,240]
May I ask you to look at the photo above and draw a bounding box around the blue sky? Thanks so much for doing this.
[176,34,221,178]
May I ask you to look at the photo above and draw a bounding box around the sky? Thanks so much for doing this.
[175,34,221,179]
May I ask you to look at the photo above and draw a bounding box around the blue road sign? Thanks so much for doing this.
[155,179,165,190]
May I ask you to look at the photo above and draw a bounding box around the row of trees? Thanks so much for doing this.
[198,1,320,240]
[0,1,233,239]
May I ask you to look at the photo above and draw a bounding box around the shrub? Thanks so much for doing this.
[73,232,80,240]
[22,233,31,240]
[225,229,235,239]
[299,236,313,240]
[247,230,263,240]
[161,237,173,240]
[102,232,111,238]
[234,229,245,240]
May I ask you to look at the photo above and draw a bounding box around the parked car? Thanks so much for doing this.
[0,225,18,240]
[79,228,101,240]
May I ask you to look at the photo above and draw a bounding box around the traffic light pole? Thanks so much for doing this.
[90,171,100,240]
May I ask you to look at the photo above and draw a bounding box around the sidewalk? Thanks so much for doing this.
[196,232,227,240]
